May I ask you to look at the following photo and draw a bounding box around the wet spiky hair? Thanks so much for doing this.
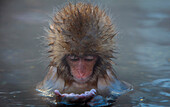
[48,2,117,80]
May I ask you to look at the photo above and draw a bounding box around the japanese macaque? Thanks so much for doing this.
[36,2,132,106]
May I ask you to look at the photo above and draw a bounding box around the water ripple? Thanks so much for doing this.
[140,78,170,88]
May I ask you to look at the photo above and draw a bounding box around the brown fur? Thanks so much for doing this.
[37,2,120,96]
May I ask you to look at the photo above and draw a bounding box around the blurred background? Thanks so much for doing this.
[0,0,170,106]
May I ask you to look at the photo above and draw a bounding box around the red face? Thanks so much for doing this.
[66,55,97,83]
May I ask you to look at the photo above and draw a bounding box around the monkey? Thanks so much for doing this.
[36,2,133,106]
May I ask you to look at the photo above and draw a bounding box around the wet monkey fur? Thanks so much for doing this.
[36,2,132,106]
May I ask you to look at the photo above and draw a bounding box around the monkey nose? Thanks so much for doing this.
[77,63,86,77]
[78,66,85,76]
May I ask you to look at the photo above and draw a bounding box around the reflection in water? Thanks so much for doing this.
[135,43,170,70]
[147,13,169,19]
[0,90,46,106]
[139,78,170,106]
[140,78,170,91]
[128,1,170,106]
[133,27,170,106]
[139,103,165,107]
[151,79,170,88]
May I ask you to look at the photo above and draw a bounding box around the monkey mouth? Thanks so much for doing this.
[54,89,96,98]
[73,77,90,83]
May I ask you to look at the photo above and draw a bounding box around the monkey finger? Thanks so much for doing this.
[61,93,94,103]
[54,90,62,97]
[54,89,96,103]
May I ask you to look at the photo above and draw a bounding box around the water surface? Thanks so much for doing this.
[0,0,170,106]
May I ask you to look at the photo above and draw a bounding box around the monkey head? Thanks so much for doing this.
[48,2,117,84]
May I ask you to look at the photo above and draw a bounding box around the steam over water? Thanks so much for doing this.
[0,0,170,106]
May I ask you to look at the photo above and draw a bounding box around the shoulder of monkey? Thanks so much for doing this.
[97,69,132,97]
[36,66,65,95]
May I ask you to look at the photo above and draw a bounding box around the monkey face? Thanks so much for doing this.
[66,55,98,83]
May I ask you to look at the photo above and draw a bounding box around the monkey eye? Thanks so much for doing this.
[84,55,95,61]
[68,55,79,61]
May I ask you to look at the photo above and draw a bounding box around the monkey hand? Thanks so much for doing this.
[54,89,96,104]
